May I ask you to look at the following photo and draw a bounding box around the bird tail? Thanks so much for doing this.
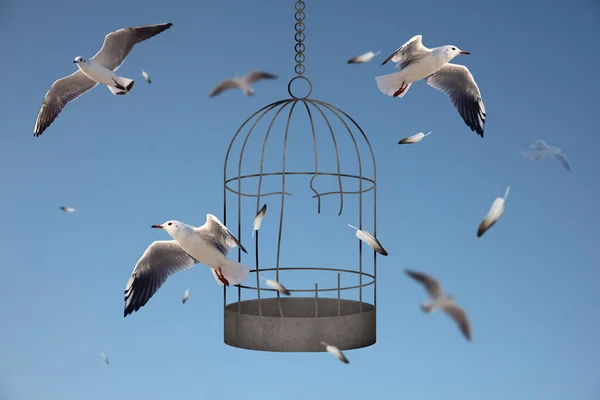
[420,303,434,313]
[212,258,251,286]
[108,76,135,96]
[375,72,412,98]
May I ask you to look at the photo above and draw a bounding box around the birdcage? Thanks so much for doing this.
[222,0,379,352]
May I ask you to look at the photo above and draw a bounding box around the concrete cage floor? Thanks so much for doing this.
[224,297,376,352]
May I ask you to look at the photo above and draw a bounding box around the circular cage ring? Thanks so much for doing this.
[294,64,306,76]
[294,42,305,54]
[294,53,306,64]
[294,21,305,33]
[287,76,312,99]
[294,32,306,43]
[224,172,375,198]
[294,1,305,12]
[238,266,375,294]
[295,11,305,22]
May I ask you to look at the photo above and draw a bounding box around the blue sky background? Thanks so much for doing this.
[0,0,599,399]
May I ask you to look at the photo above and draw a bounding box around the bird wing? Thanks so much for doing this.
[381,35,428,68]
[124,240,198,317]
[245,70,278,84]
[442,303,472,341]
[553,153,571,171]
[520,149,544,161]
[525,140,549,151]
[33,70,98,137]
[92,23,173,71]
[404,269,444,300]
[425,63,486,137]
[209,79,241,97]
[196,214,247,255]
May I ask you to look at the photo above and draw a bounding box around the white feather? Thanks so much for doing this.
[320,342,349,364]
[260,276,290,295]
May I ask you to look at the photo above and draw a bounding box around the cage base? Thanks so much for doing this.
[224,297,376,352]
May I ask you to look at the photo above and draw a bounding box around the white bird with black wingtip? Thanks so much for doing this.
[405,269,472,341]
[209,70,278,97]
[33,23,173,137]
[477,187,510,238]
[376,35,486,137]
[123,214,251,317]
[521,140,571,171]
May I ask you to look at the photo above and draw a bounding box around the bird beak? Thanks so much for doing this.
[151,224,163,229]
[459,51,470,55]
[73,60,77,63]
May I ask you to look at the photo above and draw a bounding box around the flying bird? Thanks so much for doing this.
[182,287,190,304]
[100,352,110,365]
[404,269,472,341]
[347,50,381,64]
[33,23,173,137]
[348,224,388,256]
[398,131,432,145]
[260,276,291,296]
[252,204,267,237]
[521,140,571,171]
[376,35,486,137]
[209,70,277,97]
[141,69,152,84]
[59,206,77,213]
[478,187,510,238]
[124,214,250,317]
[320,342,349,364]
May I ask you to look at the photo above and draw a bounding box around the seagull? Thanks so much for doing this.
[521,140,571,171]
[123,214,250,317]
[141,69,152,84]
[347,50,381,64]
[182,287,190,304]
[59,206,77,213]
[260,276,290,296]
[320,342,349,364]
[100,352,110,365]
[376,35,486,137]
[209,70,278,97]
[404,269,472,341]
[398,131,432,145]
[252,204,267,237]
[33,23,173,137]
[348,224,388,256]
[478,187,510,238]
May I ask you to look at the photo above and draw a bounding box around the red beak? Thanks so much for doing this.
[460,51,470,55]
[151,224,163,229]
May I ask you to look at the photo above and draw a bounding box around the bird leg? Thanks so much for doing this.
[215,268,230,286]
[393,82,409,97]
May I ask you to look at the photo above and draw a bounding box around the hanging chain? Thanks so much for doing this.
[294,0,306,77]
[288,0,312,99]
